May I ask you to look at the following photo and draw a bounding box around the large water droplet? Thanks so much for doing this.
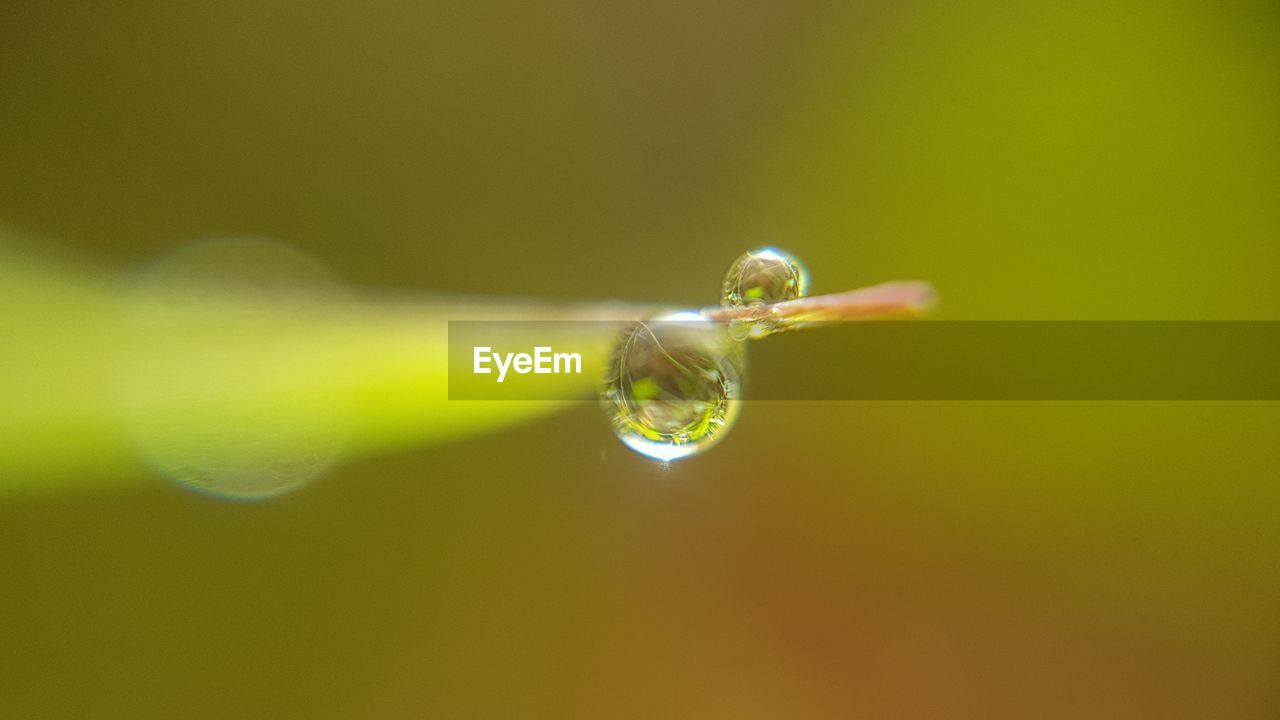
[602,311,744,461]
[119,236,349,500]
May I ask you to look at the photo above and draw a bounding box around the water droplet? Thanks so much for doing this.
[721,247,809,338]
[119,236,348,500]
[722,247,809,307]
[603,311,744,461]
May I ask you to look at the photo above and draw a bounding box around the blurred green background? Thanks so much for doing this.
[1,1,1278,717]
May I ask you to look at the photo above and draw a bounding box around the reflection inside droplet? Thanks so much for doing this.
[603,312,744,461]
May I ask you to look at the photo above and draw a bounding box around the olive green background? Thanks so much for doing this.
[1,1,1278,717]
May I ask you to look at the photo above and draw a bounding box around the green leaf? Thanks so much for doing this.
[0,242,646,497]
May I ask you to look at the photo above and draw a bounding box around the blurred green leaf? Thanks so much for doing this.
[0,239,641,497]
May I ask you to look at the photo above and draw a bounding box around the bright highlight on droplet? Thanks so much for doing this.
[602,311,744,462]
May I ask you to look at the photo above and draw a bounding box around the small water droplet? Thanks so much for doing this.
[721,247,809,338]
[602,311,744,461]
[721,247,809,307]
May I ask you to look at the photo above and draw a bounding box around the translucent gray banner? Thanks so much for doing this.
[448,321,1280,400]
